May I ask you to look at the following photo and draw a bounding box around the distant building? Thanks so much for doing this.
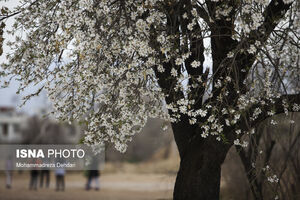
[36,120,82,144]
[0,107,29,143]
[0,106,82,144]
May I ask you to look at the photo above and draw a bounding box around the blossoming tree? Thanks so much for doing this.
[1,0,300,199]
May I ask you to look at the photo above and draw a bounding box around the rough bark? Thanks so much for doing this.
[172,124,231,200]
[152,1,295,199]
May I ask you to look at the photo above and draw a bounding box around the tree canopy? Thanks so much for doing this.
[1,0,299,153]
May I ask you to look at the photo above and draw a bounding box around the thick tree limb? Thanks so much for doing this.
[152,2,193,156]
[208,0,294,101]
[238,0,294,88]
[240,93,300,133]
[179,0,206,110]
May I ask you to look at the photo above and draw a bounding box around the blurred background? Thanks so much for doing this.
[0,98,178,200]
[0,94,299,200]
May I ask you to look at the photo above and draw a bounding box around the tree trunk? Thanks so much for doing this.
[172,126,231,200]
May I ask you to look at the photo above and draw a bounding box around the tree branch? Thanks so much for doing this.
[241,93,300,131]
[238,0,294,89]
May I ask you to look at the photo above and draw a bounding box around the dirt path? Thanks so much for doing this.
[0,172,175,200]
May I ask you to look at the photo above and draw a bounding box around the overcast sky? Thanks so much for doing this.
[0,0,49,114]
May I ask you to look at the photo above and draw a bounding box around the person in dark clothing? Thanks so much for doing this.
[55,168,65,191]
[29,170,39,190]
[40,170,50,188]
[85,157,101,191]
[86,170,100,190]
[5,156,13,189]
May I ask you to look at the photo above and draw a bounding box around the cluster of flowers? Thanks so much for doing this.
[1,0,299,153]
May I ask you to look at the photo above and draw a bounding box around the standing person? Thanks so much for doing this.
[40,169,50,188]
[85,157,101,191]
[5,155,13,189]
[86,170,100,191]
[55,168,65,191]
[29,159,41,190]
[29,170,39,190]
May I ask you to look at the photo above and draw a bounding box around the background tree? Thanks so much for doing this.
[1,0,300,199]
[222,113,300,200]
